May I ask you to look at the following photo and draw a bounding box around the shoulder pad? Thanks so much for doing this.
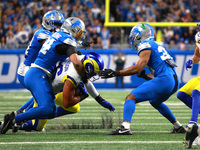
[138,41,151,52]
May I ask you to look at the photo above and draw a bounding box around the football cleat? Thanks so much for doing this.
[192,135,200,145]
[107,125,132,135]
[1,112,15,134]
[170,126,186,133]
[0,121,4,130]
[183,124,199,149]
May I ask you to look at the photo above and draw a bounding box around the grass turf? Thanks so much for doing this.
[0,91,195,150]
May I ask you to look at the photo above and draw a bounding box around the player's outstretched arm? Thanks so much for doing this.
[99,50,151,79]
[85,80,115,111]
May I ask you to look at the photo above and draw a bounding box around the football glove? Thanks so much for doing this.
[137,70,152,81]
[77,82,89,101]
[137,70,146,78]
[185,59,193,71]
[95,95,115,111]
[82,41,94,49]
[99,69,120,79]
[99,100,115,112]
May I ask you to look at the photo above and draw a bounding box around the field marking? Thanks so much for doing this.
[0,141,182,145]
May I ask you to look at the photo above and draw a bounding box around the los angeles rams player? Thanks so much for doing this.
[99,23,185,135]
[10,52,115,132]
[177,21,200,149]
[1,17,88,134]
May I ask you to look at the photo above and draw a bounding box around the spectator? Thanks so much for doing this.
[178,38,186,51]
[114,52,126,88]
[90,27,101,48]
[15,25,29,48]
[110,31,120,48]
[6,29,18,49]
[100,26,110,49]
[0,36,7,49]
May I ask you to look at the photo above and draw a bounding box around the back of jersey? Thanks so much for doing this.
[24,28,52,66]
[35,31,77,74]
[138,40,176,77]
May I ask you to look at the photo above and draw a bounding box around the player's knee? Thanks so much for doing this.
[177,91,185,100]
[192,89,200,97]
[149,101,159,109]
[42,106,56,118]
[125,93,137,103]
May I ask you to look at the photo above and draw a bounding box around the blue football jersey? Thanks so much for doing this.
[137,40,176,77]
[34,31,77,73]
[24,28,52,66]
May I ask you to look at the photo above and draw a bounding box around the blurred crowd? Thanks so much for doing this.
[0,0,199,50]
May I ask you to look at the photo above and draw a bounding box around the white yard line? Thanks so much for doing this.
[0,141,182,145]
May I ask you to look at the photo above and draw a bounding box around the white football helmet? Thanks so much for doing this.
[42,10,64,32]
[61,17,86,43]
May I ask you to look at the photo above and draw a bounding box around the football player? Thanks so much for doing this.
[1,17,89,134]
[177,21,200,149]
[6,52,115,132]
[99,23,185,135]
[17,10,64,112]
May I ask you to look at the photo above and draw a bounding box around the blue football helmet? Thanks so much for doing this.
[82,52,104,80]
[61,17,86,43]
[42,10,64,32]
[129,23,154,50]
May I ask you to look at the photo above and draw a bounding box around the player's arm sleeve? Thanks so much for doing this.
[55,44,77,56]
[85,80,99,98]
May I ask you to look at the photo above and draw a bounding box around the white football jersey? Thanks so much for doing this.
[51,55,84,94]
[195,31,200,50]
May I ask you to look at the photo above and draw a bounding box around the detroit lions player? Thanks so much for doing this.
[16,10,64,112]
[17,10,64,87]
[9,52,115,132]
[1,17,88,134]
[177,21,200,149]
[99,23,185,135]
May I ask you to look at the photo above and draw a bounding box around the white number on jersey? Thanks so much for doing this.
[40,38,55,55]
[157,46,172,60]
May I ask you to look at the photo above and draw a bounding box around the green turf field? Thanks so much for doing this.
[0,91,197,150]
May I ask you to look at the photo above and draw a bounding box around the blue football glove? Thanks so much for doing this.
[99,100,115,112]
[77,82,88,95]
[185,59,193,71]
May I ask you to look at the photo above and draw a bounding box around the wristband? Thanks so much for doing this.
[115,71,120,76]
[95,95,103,103]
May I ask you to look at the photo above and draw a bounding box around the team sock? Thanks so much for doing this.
[173,120,182,129]
[123,99,135,123]
[154,103,176,123]
[177,91,192,109]
[190,90,200,124]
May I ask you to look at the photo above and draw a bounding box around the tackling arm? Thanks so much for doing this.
[69,53,85,77]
